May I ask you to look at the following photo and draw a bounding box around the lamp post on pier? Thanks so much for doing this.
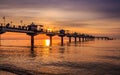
[11,21,13,25]
[3,16,6,26]
[20,20,23,25]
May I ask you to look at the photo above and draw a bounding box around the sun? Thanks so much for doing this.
[45,39,50,46]
[47,28,53,32]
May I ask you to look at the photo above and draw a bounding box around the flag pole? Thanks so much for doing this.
[3,16,6,26]
[20,20,23,25]
[11,21,13,25]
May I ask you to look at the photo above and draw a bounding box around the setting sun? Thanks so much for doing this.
[47,28,53,32]
[45,39,50,46]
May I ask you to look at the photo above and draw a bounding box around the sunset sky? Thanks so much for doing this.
[0,0,120,39]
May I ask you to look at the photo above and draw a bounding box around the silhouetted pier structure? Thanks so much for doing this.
[95,36,113,40]
[0,23,112,47]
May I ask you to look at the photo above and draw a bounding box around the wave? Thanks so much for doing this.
[0,64,67,75]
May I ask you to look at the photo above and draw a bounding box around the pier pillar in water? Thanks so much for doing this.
[27,33,37,50]
[73,32,78,44]
[66,33,72,43]
[78,34,82,42]
[61,36,64,46]
[58,29,66,46]
[31,35,34,49]
[58,35,66,46]
[69,37,71,43]
[74,37,77,44]
[79,37,81,42]
[81,37,84,42]
[50,36,52,46]
[46,32,55,46]
[85,37,87,41]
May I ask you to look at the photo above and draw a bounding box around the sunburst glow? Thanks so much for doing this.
[45,39,50,46]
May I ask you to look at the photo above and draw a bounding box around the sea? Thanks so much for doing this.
[0,39,120,75]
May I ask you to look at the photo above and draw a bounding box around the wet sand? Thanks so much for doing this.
[0,64,67,75]
[0,70,16,75]
[0,62,120,75]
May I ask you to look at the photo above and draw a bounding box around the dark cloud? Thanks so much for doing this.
[0,0,120,26]
[53,20,91,27]
[0,0,120,20]
[90,0,120,19]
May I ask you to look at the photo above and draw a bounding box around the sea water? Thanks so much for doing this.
[0,39,120,75]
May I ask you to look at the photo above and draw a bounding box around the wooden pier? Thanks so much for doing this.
[0,23,112,47]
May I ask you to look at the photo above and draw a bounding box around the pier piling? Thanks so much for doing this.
[82,37,84,42]
[61,36,64,46]
[75,37,77,44]
[69,37,71,43]
[46,32,55,46]
[79,37,81,42]
[58,29,65,46]
[73,32,78,44]
[50,36,52,46]
[31,35,34,50]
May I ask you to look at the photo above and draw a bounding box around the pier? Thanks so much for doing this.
[0,23,112,47]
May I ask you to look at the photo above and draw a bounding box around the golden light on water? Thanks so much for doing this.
[45,39,50,46]
[47,28,53,32]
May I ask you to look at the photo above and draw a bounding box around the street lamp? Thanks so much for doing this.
[3,16,6,26]
[20,20,23,25]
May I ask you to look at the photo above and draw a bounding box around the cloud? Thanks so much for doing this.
[0,0,120,20]
[52,20,91,27]
[84,0,120,20]
[0,0,120,36]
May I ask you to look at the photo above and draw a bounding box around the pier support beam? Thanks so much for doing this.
[85,37,88,41]
[84,37,86,41]
[31,35,34,50]
[27,33,37,50]
[69,37,71,43]
[46,33,55,46]
[74,37,77,44]
[58,29,66,46]
[72,32,78,44]
[82,37,84,42]
[79,37,81,42]
[61,36,64,46]
[50,36,52,46]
